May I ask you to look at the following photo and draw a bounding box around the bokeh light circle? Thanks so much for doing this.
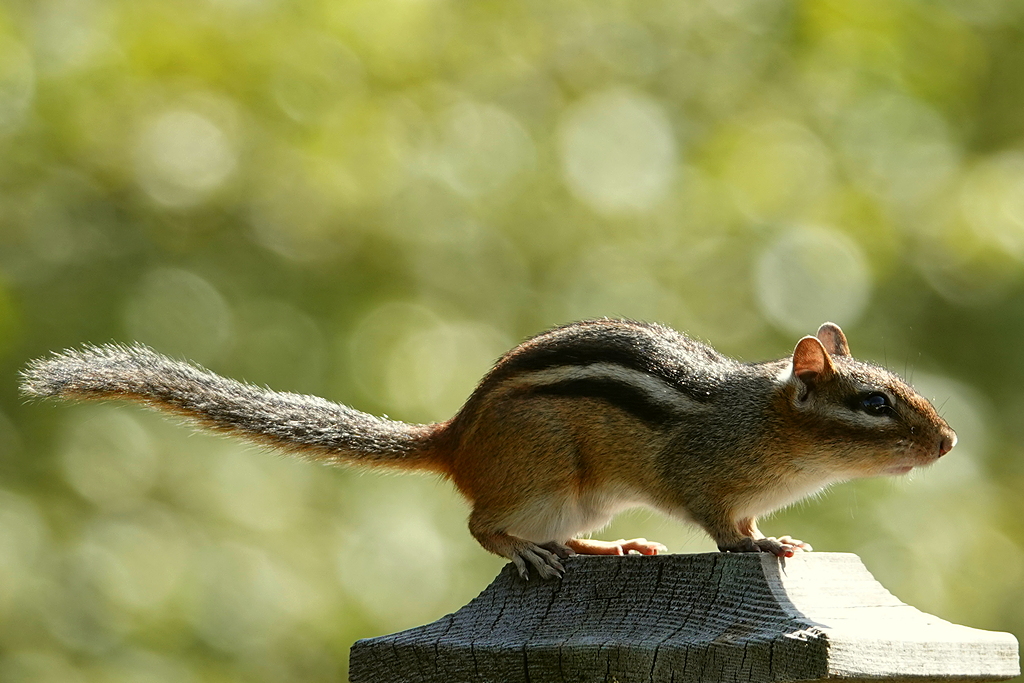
[755,227,872,336]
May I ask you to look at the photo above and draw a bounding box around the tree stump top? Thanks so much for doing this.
[349,552,1019,683]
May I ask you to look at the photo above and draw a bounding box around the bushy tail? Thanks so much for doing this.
[20,344,447,473]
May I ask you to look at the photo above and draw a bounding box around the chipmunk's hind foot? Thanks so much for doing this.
[470,521,573,580]
[511,542,570,580]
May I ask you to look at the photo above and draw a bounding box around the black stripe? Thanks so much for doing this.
[526,376,679,426]
[489,320,723,404]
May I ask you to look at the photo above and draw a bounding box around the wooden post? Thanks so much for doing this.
[349,552,1019,682]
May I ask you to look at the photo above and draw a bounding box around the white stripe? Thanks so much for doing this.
[775,361,793,383]
[501,362,701,411]
[818,403,894,427]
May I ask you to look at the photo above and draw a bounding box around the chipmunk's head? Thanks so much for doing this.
[780,323,956,479]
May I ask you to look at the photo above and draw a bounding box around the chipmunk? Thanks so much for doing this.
[21,320,955,580]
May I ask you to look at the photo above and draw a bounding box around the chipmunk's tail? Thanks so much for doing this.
[20,344,448,474]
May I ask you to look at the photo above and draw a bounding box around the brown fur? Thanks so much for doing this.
[20,321,956,580]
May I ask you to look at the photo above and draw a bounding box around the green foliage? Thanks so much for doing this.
[2,0,1024,680]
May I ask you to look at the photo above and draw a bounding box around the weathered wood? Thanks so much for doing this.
[349,552,1019,682]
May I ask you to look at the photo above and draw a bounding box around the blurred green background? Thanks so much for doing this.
[2,0,1024,680]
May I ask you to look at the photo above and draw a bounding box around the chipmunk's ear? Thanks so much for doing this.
[792,335,836,389]
[815,322,850,357]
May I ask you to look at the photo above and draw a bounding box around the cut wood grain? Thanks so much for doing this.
[349,552,1019,682]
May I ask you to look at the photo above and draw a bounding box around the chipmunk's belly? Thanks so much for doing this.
[504,486,649,543]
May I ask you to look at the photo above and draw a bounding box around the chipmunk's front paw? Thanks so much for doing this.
[719,536,812,558]
[567,537,668,556]
[511,543,567,580]
[778,535,812,552]
[753,536,812,558]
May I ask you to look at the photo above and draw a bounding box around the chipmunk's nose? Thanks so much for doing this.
[938,430,957,457]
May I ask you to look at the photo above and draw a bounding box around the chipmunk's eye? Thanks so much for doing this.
[860,392,891,416]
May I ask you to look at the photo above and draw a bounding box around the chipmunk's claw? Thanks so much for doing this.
[512,543,566,580]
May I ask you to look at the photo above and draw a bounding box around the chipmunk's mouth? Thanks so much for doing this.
[885,450,943,474]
